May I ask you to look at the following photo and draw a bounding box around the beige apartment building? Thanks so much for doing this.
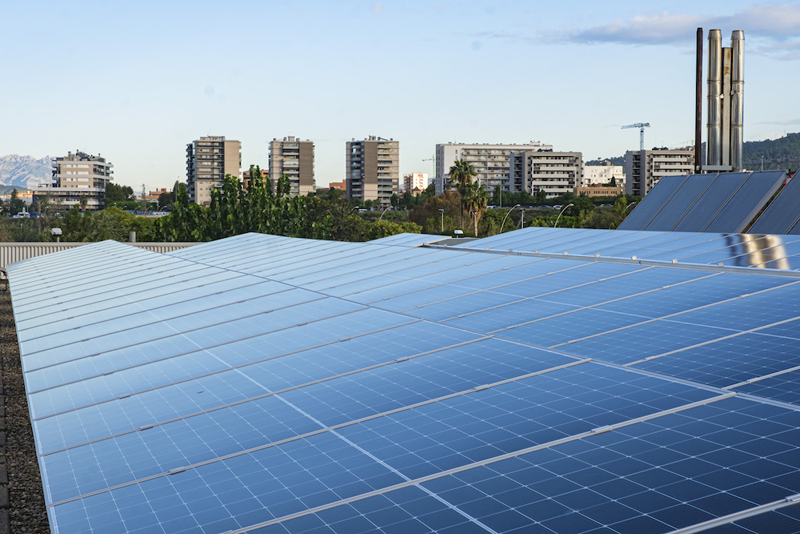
[510,151,583,198]
[269,137,315,197]
[346,136,399,205]
[435,142,553,194]
[35,151,113,210]
[186,136,241,205]
[402,173,428,194]
[625,148,695,196]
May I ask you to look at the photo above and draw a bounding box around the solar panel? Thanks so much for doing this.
[703,171,787,233]
[617,174,690,231]
[643,173,718,231]
[749,175,799,235]
[673,172,751,232]
[9,231,800,533]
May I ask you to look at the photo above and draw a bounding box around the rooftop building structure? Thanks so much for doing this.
[35,150,113,210]
[186,136,241,206]
[435,142,552,194]
[346,136,399,205]
[269,136,315,197]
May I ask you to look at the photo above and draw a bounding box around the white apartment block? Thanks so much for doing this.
[435,142,552,195]
[186,136,241,206]
[402,173,428,194]
[510,151,583,198]
[269,136,315,197]
[35,151,113,210]
[624,149,695,197]
[583,164,625,188]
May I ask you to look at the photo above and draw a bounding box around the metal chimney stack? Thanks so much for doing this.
[707,30,722,167]
[705,29,744,172]
[731,30,745,171]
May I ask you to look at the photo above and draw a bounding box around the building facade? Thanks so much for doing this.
[186,136,241,205]
[402,173,428,194]
[509,151,583,198]
[625,149,695,196]
[574,184,623,197]
[242,168,269,190]
[269,137,315,197]
[583,164,625,187]
[346,136,399,205]
[35,151,113,210]
[435,142,552,195]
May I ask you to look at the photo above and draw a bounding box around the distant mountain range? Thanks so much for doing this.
[0,154,52,190]
[587,132,800,173]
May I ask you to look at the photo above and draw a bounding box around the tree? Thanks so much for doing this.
[9,189,25,215]
[463,182,489,236]
[448,159,477,192]
[105,183,134,203]
[79,194,88,212]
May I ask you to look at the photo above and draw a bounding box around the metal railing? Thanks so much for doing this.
[0,242,197,270]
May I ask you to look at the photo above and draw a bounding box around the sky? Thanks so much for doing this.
[2,0,800,191]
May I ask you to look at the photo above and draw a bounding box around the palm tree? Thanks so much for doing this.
[448,159,477,192]
[449,159,477,227]
[463,182,489,236]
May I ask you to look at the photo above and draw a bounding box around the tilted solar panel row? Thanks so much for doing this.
[618,171,787,233]
[9,231,800,533]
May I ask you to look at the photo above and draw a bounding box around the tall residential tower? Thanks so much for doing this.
[346,136,399,205]
[186,136,241,205]
[269,137,315,197]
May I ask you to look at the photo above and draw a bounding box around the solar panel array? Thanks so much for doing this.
[749,176,800,235]
[9,229,800,534]
[618,171,787,233]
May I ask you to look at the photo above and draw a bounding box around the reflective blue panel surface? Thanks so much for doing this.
[644,174,717,231]
[618,174,689,230]
[705,171,786,233]
[674,172,751,232]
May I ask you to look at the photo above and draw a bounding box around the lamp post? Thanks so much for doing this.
[471,210,477,236]
[554,203,574,228]
[439,208,445,233]
[519,208,525,229]
[626,201,637,212]
[379,208,389,221]
[500,204,521,233]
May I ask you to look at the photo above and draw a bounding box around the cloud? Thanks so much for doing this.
[558,4,800,45]
[372,2,384,15]
[480,4,800,58]
[758,117,800,125]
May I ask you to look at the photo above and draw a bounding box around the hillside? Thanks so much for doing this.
[0,155,51,189]
[588,132,800,172]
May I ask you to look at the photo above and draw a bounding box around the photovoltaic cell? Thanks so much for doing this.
[8,231,800,534]
[644,173,717,231]
[749,174,799,235]
[673,172,751,232]
[617,174,689,230]
[704,171,787,233]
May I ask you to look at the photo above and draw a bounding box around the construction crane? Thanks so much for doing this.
[622,123,651,151]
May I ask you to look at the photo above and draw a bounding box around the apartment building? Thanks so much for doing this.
[510,151,583,198]
[435,142,552,194]
[35,150,113,210]
[625,148,695,196]
[269,136,315,197]
[186,136,241,205]
[583,164,625,187]
[346,136,399,205]
[242,168,269,190]
[402,173,428,194]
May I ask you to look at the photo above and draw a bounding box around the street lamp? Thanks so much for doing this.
[625,201,637,212]
[439,208,445,233]
[500,204,521,233]
[554,203,574,228]
[519,208,525,229]
[379,208,389,221]
[471,210,477,236]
